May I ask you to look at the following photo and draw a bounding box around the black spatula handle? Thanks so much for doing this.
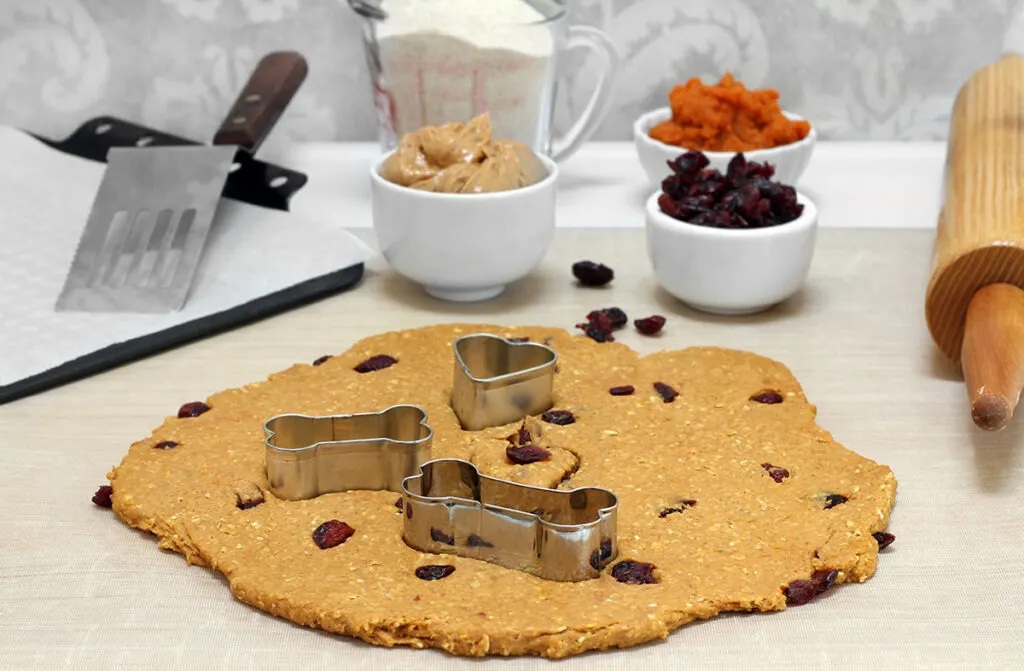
[213,51,308,152]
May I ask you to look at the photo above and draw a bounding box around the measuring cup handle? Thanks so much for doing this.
[550,26,621,162]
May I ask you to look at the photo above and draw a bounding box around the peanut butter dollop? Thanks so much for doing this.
[380,113,547,194]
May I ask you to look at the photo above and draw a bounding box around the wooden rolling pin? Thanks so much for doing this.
[926,54,1024,431]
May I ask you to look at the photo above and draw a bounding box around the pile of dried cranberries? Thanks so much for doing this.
[658,151,803,229]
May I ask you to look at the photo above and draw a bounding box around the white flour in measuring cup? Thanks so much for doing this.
[375,0,556,152]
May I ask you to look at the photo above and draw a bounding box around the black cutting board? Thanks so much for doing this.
[1,117,365,405]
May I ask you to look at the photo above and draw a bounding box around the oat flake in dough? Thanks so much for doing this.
[107,324,897,659]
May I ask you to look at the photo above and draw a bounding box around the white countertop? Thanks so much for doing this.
[263,141,948,230]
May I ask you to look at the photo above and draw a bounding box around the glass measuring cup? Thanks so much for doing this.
[349,0,620,161]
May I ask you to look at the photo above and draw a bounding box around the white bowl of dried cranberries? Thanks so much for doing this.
[645,151,818,315]
[633,107,816,188]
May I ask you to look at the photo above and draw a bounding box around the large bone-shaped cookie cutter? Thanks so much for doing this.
[263,405,433,501]
[452,333,558,431]
[401,459,618,582]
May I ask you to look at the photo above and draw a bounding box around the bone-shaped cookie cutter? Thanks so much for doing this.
[401,458,618,582]
[452,333,558,431]
[263,405,433,501]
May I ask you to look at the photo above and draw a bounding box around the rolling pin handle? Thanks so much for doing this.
[961,283,1024,431]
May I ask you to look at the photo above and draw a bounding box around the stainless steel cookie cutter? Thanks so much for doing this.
[451,333,558,431]
[263,404,433,501]
[401,458,618,582]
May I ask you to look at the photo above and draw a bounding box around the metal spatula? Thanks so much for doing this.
[55,51,308,313]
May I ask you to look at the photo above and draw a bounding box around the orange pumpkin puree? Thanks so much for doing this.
[648,73,811,152]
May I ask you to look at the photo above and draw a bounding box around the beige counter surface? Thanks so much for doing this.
[2,229,1021,670]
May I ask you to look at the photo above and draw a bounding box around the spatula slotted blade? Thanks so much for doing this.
[56,51,308,313]
[55,145,236,313]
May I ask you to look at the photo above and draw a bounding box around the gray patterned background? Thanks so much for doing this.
[1,0,1021,145]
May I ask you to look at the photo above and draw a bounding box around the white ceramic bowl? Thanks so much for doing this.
[633,107,816,188]
[645,191,818,315]
[370,154,558,302]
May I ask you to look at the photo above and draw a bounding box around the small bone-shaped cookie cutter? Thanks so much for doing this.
[452,333,558,431]
[401,458,618,582]
[263,405,433,501]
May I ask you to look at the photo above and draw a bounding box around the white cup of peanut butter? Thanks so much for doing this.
[370,115,557,302]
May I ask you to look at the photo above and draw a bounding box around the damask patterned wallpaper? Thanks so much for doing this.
[0,0,1021,146]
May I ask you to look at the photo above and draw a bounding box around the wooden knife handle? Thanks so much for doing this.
[961,283,1024,431]
[213,51,308,152]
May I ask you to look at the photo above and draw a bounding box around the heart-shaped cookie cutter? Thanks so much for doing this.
[263,404,433,501]
[452,333,558,431]
[401,458,618,582]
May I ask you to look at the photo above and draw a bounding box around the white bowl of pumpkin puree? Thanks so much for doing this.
[634,73,816,188]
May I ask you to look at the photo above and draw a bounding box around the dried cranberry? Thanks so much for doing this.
[405,503,413,519]
[784,579,817,605]
[785,569,839,605]
[312,520,355,549]
[394,497,404,511]
[541,409,575,425]
[748,160,775,180]
[762,463,790,483]
[506,444,551,464]
[873,532,896,550]
[354,354,397,373]
[610,560,657,584]
[507,336,530,342]
[234,482,265,510]
[467,534,494,548]
[659,151,802,229]
[595,310,615,330]
[578,322,614,343]
[726,153,748,183]
[572,260,614,287]
[589,538,614,570]
[634,315,666,335]
[609,385,635,396]
[312,355,332,366]
[92,485,113,508]
[507,421,533,446]
[415,565,456,581]
[236,495,264,510]
[750,390,784,404]
[154,440,178,450]
[823,494,849,510]
[668,150,710,178]
[177,402,209,418]
[588,307,628,329]
[659,499,696,517]
[429,527,455,545]
[653,382,678,403]
[577,309,615,343]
